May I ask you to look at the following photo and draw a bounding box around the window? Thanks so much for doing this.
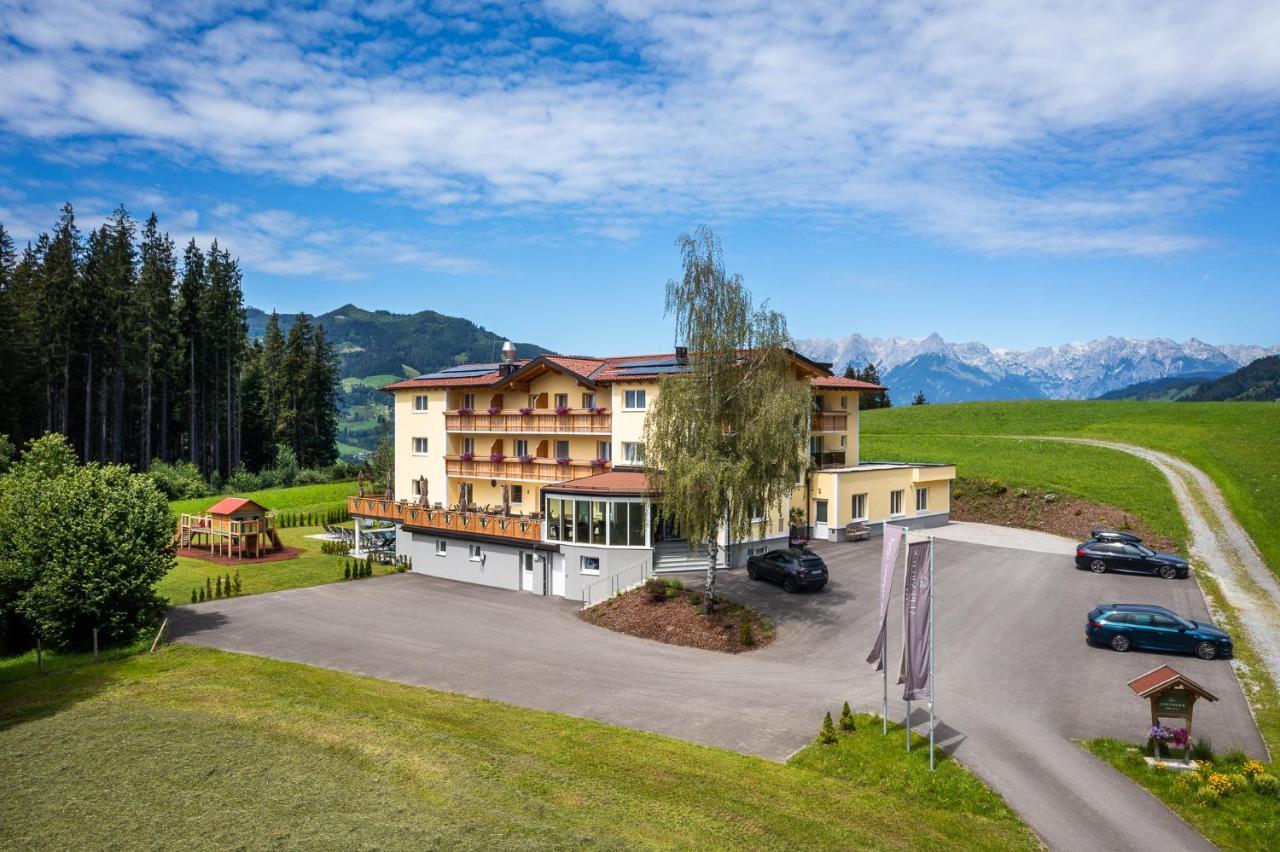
[582,392,596,409]
[575,499,591,543]
[412,479,424,496]
[1152,615,1178,628]
[810,435,823,455]
[462,393,475,410]
[839,434,846,448]
[435,540,447,556]
[748,546,767,556]
[597,440,611,460]
[916,488,928,512]
[510,484,523,504]
[622,442,645,464]
[468,544,483,562]
[624,389,646,410]
[851,493,867,520]
[749,501,765,522]
[514,439,529,457]
[815,500,828,523]
[555,439,570,459]
[890,490,904,515]
[581,555,601,575]
[459,482,473,505]
[813,395,824,411]
[554,393,569,410]
[413,437,428,455]
[840,396,847,410]
[414,394,429,411]
[591,500,606,544]
[462,437,475,455]
[547,498,564,541]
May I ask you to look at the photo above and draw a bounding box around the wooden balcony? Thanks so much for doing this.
[445,409,611,433]
[446,455,608,482]
[811,451,847,469]
[346,497,541,543]
[810,412,848,432]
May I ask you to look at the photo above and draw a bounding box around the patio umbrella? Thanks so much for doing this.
[384,470,393,499]
[418,476,429,506]
[357,470,365,497]
[458,481,467,508]
[501,484,510,515]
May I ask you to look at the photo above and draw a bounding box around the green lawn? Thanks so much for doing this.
[169,479,356,519]
[159,525,395,606]
[341,373,399,391]
[863,401,1280,574]
[0,645,1035,850]
[1084,739,1278,851]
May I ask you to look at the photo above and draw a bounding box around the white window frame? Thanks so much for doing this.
[890,489,904,517]
[462,393,475,409]
[851,493,868,521]
[469,544,483,562]
[413,437,428,456]
[514,439,529,457]
[462,437,475,455]
[580,555,601,575]
[413,394,429,412]
[623,389,646,410]
[554,393,569,409]
[435,540,447,556]
[412,479,423,496]
[582,392,596,409]
[554,439,570,459]
[840,395,847,410]
[916,488,929,513]
[622,442,645,464]
[597,440,611,460]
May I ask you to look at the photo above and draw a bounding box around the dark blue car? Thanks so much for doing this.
[1086,603,1232,659]
[746,548,828,592]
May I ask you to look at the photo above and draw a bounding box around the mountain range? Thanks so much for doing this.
[795,333,1280,403]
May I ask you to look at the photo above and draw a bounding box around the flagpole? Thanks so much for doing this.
[904,526,912,753]
[929,534,936,771]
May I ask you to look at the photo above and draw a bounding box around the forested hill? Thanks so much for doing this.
[247,304,552,379]
[1185,355,1280,402]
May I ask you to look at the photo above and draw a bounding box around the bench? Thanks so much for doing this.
[846,522,871,542]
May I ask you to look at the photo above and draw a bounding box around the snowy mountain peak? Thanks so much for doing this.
[795,333,1280,401]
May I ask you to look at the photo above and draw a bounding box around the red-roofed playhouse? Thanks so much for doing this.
[176,497,285,560]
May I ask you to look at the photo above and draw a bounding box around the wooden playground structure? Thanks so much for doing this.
[175,497,285,559]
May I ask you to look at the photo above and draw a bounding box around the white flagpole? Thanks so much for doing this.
[904,526,912,752]
[929,534,936,771]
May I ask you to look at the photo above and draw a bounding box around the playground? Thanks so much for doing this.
[175,497,291,563]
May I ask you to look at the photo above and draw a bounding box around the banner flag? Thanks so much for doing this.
[897,539,933,700]
[866,524,906,670]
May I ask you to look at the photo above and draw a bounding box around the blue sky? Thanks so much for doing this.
[1,1,1278,353]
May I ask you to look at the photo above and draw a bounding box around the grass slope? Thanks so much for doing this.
[0,646,1035,851]
[169,479,356,519]
[863,401,1280,574]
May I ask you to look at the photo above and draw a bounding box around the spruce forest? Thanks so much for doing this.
[0,204,339,477]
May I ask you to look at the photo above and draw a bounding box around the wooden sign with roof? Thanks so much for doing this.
[1128,665,1217,761]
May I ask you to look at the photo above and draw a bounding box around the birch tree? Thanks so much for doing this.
[644,227,810,613]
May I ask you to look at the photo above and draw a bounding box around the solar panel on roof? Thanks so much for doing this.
[615,357,679,368]
[414,366,496,380]
[439,363,499,373]
[612,364,691,375]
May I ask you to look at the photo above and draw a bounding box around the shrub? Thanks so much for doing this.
[198,587,206,602]
[191,589,198,604]
[645,577,667,602]
[839,701,856,732]
[1242,759,1266,779]
[1206,773,1233,795]
[227,467,262,493]
[145,459,210,500]
[739,619,755,647]
[1253,773,1278,796]
[1227,773,1249,792]
[215,576,223,598]
[297,467,330,485]
[273,444,299,486]
[344,564,351,580]
[820,712,838,745]
[1195,785,1221,807]
[205,577,213,600]
[225,573,233,597]
[1191,738,1214,761]
[233,571,242,595]
[690,592,703,606]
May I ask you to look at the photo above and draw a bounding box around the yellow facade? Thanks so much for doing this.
[388,354,954,541]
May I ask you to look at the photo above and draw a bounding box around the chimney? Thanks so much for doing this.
[499,341,517,375]
[675,345,688,364]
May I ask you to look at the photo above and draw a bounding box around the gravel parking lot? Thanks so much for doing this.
[173,528,1264,851]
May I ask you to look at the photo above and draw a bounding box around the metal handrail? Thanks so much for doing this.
[579,556,652,608]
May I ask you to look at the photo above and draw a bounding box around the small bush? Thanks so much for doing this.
[233,571,242,595]
[1253,773,1278,796]
[1227,773,1249,793]
[1242,759,1266,779]
[190,589,198,604]
[690,592,703,606]
[205,577,213,600]
[215,576,223,598]
[820,712,838,745]
[739,619,755,647]
[839,701,856,732]
[1191,738,1214,761]
[146,459,210,500]
[1195,785,1221,807]
[645,577,667,602]
[344,564,351,580]
[198,587,206,602]
[1206,772,1233,795]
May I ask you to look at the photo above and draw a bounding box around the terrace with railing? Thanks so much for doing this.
[445,454,608,482]
[810,412,848,432]
[445,408,611,433]
[346,496,542,542]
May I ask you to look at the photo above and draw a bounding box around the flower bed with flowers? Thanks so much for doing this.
[1086,737,1278,850]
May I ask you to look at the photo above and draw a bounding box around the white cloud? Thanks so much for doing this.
[1,0,1278,255]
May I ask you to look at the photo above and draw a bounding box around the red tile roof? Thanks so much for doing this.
[206,497,266,516]
[541,471,659,495]
[1126,665,1218,701]
[810,376,885,391]
[543,355,607,379]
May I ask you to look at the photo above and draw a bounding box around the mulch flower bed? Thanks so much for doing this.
[952,477,1178,552]
[176,546,303,566]
[580,577,775,653]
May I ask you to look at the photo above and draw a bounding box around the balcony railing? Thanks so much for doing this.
[445,409,611,433]
[347,496,541,542]
[446,455,608,482]
[811,451,847,469]
[811,412,848,432]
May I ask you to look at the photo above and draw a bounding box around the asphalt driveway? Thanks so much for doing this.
[171,534,1265,851]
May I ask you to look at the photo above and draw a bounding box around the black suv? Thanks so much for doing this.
[746,548,828,592]
[1075,535,1189,579]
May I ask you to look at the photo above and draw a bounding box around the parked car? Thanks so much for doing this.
[1075,539,1189,579]
[746,548,828,592]
[1086,603,1233,659]
[1090,529,1144,544]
